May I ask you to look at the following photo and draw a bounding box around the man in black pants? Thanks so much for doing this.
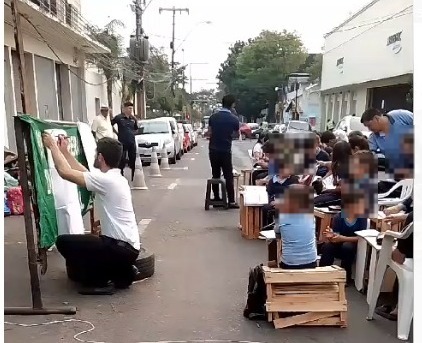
[208,94,240,208]
[42,134,140,294]
[111,101,139,180]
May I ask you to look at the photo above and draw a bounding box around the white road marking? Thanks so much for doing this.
[195,152,199,155]
[167,182,178,190]
[138,218,152,235]
[171,166,189,170]
[190,157,195,161]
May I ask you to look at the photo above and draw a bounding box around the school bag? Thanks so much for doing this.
[243,264,267,320]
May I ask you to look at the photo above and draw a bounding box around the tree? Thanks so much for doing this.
[87,20,129,112]
[301,53,323,82]
[217,30,307,121]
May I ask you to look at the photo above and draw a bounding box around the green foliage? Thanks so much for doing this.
[217,30,308,121]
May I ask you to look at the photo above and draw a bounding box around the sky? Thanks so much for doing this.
[82,0,371,92]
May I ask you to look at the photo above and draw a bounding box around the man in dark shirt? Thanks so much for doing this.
[208,94,240,208]
[111,102,139,180]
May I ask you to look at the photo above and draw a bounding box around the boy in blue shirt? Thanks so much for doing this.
[275,185,317,269]
[319,192,367,283]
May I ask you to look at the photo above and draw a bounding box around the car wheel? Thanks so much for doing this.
[176,149,181,160]
[134,247,155,281]
[170,149,177,164]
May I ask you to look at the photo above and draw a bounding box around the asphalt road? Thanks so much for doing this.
[4,138,407,343]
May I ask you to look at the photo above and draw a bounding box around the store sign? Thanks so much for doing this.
[387,31,402,54]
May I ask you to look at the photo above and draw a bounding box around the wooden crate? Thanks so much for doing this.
[241,169,252,186]
[239,193,262,239]
[263,265,348,329]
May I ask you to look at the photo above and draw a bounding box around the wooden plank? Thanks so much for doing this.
[338,282,348,325]
[266,284,273,301]
[301,316,343,326]
[265,271,346,284]
[266,300,347,312]
[273,312,337,329]
[274,292,340,302]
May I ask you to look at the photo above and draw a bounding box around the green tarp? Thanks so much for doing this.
[19,115,93,248]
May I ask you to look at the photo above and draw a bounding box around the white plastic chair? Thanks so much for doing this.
[378,179,413,207]
[367,223,413,341]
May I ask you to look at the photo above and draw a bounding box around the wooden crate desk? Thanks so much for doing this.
[263,265,348,329]
[239,186,268,239]
[241,169,252,186]
[314,207,340,242]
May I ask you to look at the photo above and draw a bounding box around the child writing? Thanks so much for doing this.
[274,185,317,269]
[319,191,367,284]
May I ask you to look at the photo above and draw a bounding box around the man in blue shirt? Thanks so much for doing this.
[208,94,240,208]
[360,108,413,176]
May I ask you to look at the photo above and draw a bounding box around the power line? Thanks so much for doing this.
[323,6,413,54]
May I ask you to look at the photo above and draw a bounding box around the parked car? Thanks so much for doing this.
[156,116,182,160]
[136,119,179,164]
[333,115,371,138]
[185,123,198,147]
[237,123,253,140]
[281,120,312,133]
[182,124,192,152]
[177,123,185,156]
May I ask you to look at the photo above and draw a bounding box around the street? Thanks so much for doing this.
[4,138,403,343]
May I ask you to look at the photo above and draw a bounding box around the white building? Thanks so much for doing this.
[284,83,321,129]
[3,0,122,151]
[320,0,413,130]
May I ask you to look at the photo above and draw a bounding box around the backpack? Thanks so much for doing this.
[243,264,267,320]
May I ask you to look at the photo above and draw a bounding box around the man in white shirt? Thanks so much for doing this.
[42,134,140,294]
[91,106,114,141]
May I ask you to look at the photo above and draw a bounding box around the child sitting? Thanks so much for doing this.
[274,185,317,269]
[319,192,367,283]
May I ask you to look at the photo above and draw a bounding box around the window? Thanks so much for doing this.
[139,121,169,134]
[65,2,73,26]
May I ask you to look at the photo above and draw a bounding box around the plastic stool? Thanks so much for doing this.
[205,178,228,210]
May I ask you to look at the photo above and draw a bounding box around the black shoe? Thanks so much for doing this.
[228,203,240,209]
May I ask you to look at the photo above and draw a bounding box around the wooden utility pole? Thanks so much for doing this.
[11,0,30,114]
[159,7,189,96]
[135,0,147,119]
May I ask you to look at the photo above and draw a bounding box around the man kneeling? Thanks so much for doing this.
[43,134,140,294]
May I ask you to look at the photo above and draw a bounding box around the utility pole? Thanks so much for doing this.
[135,0,147,119]
[159,6,189,96]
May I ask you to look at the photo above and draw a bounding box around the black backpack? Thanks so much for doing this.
[243,264,267,320]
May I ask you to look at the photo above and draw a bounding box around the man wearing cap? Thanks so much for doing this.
[91,106,114,141]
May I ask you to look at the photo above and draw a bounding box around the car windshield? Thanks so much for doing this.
[288,121,309,131]
[139,121,168,134]
[350,117,369,132]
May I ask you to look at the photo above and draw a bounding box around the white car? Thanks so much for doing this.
[334,115,371,138]
[136,119,180,164]
[282,120,312,133]
[177,123,185,156]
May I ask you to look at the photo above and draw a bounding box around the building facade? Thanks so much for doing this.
[3,0,122,151]
[320,0,413,130]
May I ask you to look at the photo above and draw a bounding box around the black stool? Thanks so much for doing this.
[205,178,228,210]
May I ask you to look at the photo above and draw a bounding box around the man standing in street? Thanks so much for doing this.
[111,101,139,180]
[208,94,240,209]
[91,105,114,141]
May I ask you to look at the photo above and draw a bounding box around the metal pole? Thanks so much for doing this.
[159,7,189,96]
[135,0,146,119]
[189,64,193,94]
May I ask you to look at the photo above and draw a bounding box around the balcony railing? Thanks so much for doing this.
[26,0,87,34]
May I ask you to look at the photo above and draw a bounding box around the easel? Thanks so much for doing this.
[5,0,75,315]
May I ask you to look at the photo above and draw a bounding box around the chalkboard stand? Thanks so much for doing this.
[4,116,76,316]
